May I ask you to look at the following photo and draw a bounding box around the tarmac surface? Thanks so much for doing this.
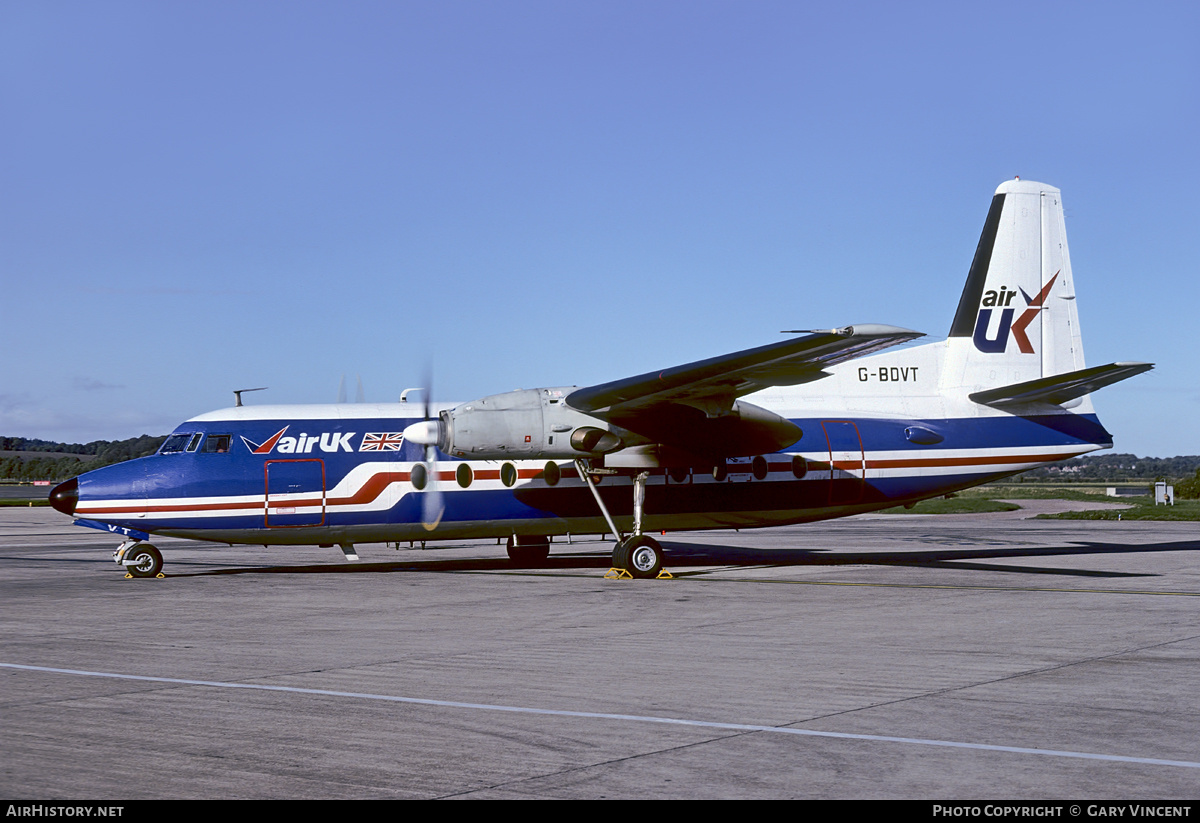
[1,505,1198,799]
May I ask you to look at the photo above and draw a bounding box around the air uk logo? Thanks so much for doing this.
[240,426,357,454]
[241,427,289,454]
[972,271,1059,354]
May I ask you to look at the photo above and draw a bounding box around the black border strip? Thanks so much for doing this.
[949,193,1006,337]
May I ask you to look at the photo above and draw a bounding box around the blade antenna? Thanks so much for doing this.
[233,387,268,407]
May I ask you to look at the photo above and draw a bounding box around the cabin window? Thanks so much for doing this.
[752,455,769,480]
[202,434,232,453]
[160,434,195,454]
[410,463,427,490]
[501,462,517,487]
[542,461,561,486]
[456,463,474,488]
[791,456,808,479]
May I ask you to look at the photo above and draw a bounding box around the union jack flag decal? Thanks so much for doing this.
[359,432,405,452]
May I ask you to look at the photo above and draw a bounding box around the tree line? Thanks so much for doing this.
[1021,453,1200,482]
[1176,469,1200,499]
[1,435,167,481]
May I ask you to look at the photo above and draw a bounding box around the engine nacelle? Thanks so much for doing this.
[605,399,802,459]
[415,387,628,459]
[402,388,802,463]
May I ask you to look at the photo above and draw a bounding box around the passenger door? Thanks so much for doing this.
[821,421,865,506]
[265,459,326,527]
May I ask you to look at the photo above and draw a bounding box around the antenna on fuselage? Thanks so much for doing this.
[233,387,268,407]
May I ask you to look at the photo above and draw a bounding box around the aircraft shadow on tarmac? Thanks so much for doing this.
[172,538,1200,580]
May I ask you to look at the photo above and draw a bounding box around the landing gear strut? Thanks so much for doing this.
[576,462,668,579]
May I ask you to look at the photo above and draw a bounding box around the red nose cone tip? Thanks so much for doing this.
[49,478,78,516]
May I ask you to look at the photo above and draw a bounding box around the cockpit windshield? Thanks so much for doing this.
[159,433,196,454]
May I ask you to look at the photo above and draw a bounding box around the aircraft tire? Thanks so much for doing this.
[506,535,550,567]
[611,541,630,571]
[620,535,663,579]
[126,544,163,578]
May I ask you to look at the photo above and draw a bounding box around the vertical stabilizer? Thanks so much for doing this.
[945,180,1085,391]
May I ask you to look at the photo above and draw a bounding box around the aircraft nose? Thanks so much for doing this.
[49,478,78,516]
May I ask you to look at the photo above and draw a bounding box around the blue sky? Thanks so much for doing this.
[2,1,1196,456]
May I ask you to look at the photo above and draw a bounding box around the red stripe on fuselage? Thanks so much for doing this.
[74,451,1083,517]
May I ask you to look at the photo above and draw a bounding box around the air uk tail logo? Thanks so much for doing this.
[972,272,1059,354]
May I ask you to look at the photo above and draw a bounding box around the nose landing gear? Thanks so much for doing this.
[506,534,551,567]
[115,541,164,579]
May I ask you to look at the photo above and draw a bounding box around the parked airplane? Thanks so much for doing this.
[50,179,1151,579]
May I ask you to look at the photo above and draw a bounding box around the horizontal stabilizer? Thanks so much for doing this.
[969,362,1154,407]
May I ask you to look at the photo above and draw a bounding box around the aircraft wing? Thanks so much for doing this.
[566,324,923,418]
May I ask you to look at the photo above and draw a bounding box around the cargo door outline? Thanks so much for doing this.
[821,420,865,505]
[265,459,326,527]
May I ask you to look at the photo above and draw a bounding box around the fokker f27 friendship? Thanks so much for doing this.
[50,180,1152,578]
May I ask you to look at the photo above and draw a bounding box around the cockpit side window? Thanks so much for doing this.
[186,434,202,452]
[160,433,195,454]
[202,434,232,454]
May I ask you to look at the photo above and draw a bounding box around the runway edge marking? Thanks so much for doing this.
[4,662,1199,771]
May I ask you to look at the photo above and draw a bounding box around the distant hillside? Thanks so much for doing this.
[2,436,122,455]
[1015,453,1200,482]
[1,435,167,481]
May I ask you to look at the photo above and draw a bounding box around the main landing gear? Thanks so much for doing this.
[575,461,670,580]
[612,533,664,579]
[115,541,164,578]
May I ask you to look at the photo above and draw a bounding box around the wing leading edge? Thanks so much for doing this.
[565,325,923,459]
[566,324,923,417]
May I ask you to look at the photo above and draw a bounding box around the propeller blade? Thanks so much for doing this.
[422,366,434,422]
[421,443,444,531]
[415,366,443,530]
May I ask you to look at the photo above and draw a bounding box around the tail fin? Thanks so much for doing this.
[946,179,1085,388]
[945,179,1151,402]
